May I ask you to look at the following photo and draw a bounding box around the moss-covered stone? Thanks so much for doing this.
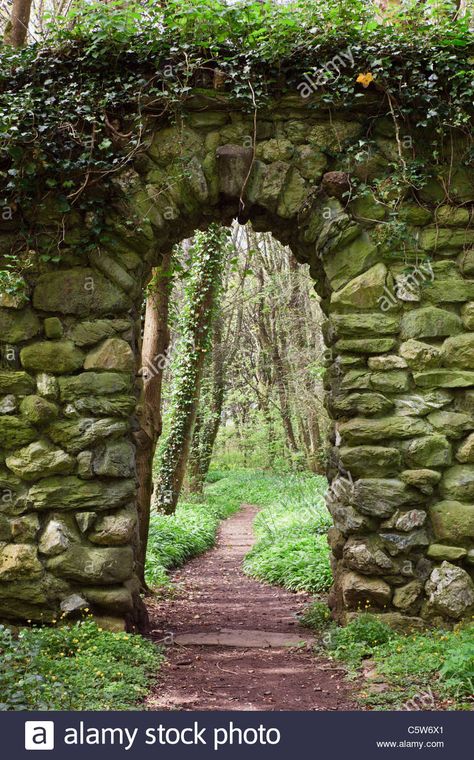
[401,306,463,340]
[330,313,400,336]
[461,302,474,330]
[6,441,75,482]
[46,545,134,584]
[44,317,63,339]
[427,410,472,439]
[393,581,423,611]
[88,507,137,546]
[353,478,424,518]
[401,434,452,468]
[339,445,401,477]
[64,395,136,418]
[27,476,135,512]
[69,319,132,347]
[84,338,134,372]
[0,371,34,395]
[0,544,42,580]
[440,465,474,501]
[331,263,388,310]
[58,372,132,401]
[435,205,470,227]
[20,395,58,425]
[400,468,441,491]
[427,544,467,561]
[441,332,474,370]
[0,307,40,344]
[399,339,441,370]
[322,233,379,291]
[393,390,452,417]
[414,369,474,388]
[0,416,36,449]
[339,416,431,445]
[335,338,395,354]
[20,341,84,374]
[81,585,133,613]
[367,355,407,371]
[47,418,129,454]
[458,249,474,277]
[419,226,474,251]
[330,392,393,417]
[92,440,136,478]
[422,279,474,304]
[370,370,410,393]
[343,536,396,575]
[456,433,474,463]
[33,268,130,316]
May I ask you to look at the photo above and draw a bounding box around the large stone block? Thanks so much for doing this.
[331,263,388,310]
[46,545,134,584]
[33,268,130,316]
[393,390,452,417]
[341,571,392,608]
[69,319,132,347]
[0,307,40,344]
[429,499,474,545]
[58,372,132,401]
[0,544,42,580]
[84,338,134,372]
[425,562,474,619]
[339,416,431,445]
[401,434,452,468]
[401,307,462,340]
[0,417,36,449]
[329,392,393,417]
[339,445,401,477]
[441,333,474,370]
[47,418,129,453]
[440,465,474,500]
[414,369,474,389]
[20,341,84,374]
[27,476,135,512]
[6,441,75,481]
[456,433,474,463]
[331,313,400,336]
[0,371,35,395]
[352,478,424,518]
[427,410,473,439]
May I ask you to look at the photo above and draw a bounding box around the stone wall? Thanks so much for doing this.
[1,92,473,628]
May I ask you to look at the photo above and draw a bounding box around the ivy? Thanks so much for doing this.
[0,0,472,278]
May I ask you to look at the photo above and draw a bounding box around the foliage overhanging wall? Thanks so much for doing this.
[1,36,474,626]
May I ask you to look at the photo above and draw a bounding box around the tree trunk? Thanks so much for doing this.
[188,312,225,492]
[156,227,227,513]
[134,251,172,586]
[4,0,32,47]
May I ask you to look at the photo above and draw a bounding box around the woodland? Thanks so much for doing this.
[0,0,473,712]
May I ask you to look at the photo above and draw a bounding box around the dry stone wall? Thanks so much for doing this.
[1,92,474,628]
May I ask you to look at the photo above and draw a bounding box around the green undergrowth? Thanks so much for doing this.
[303,604,474,710]
[0,619,162,711]
[242,473,332,593]
[145,468,288,588]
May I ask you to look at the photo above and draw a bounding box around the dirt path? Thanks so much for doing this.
[146,504,358,711]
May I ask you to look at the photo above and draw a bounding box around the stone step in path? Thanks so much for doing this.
[146,503,357,711]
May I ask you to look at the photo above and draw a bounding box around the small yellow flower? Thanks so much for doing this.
[357,72,374,88]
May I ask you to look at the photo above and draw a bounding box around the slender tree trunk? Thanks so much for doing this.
[4,0,32,47]
[156,227,226,513]
[134,252,172,586]
[188,313,226,492]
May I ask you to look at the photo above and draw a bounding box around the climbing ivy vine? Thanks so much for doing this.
[155,225,229,513]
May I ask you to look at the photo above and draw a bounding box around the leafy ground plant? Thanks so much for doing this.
[0,619,162,711]
[243,473,332,593]
[320,613,474,710]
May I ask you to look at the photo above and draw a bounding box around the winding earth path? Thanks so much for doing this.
[146,504,358,711]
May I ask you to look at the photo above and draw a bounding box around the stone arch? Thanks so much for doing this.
[1,94,474,628]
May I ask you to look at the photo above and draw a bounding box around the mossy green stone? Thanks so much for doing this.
[401,434,452,468]
[0,371,34,395]
[44,317,63,339]
[27,476,135,512]
[330,392,393,417]
[20,341,84,374]
[331,263,388,310]
[0,307,40,344]
[401,307,463,340]
[0,416,36,449]
[339,445,401,477]
[335,338,395,354]
[339,416,430,445]
[440,465,474,500]
[47,418,129,454]
[427,544,467,561]
[430,500,474,543]
[20,395,58,425]
[441,333,474,370]
[331,313,400,336]
[58,372,132,401]
[414,369,474,388]
[33,268,130,316]
[46,545,134,584]
[6,441,75,482]
[427,410,473,439]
